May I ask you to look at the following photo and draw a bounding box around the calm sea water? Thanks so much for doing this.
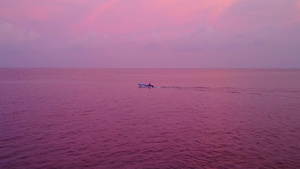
[0,68,300,169]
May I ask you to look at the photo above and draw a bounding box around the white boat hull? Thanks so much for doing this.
[138,83,154,88]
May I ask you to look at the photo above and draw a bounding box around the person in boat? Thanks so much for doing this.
[148,83,153,87]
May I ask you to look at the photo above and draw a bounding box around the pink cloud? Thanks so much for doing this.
[73,0,238,36]
[0,0,300,68]
[297,1,300,9]
[86,0,120,24]
[146,0,238,24]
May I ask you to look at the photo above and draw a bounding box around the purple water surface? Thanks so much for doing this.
[1,69,300,169]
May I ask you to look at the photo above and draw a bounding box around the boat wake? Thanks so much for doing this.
[155,86,210,91]
[153,86,300,99]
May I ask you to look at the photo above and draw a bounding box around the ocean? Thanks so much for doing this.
[0,68,299,169]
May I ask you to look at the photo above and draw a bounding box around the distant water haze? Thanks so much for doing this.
[1,68,300,168]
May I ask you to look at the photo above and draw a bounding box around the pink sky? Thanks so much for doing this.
[0,0,300,68]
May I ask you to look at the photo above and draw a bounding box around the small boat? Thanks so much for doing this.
[138,83,154,88]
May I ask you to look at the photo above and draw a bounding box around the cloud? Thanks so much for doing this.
[296,0,300,9]
[0,0,299,68]
[73,0,238,36]
[70,31,99,48]
[0,22,40,44]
